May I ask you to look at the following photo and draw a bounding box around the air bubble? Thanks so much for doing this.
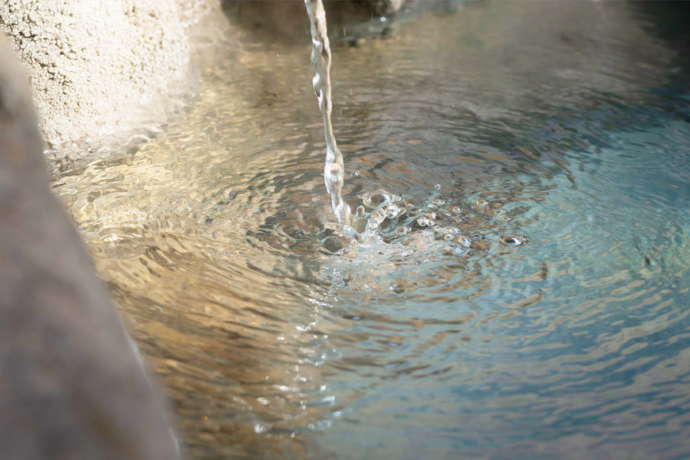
[362,189,400,208]
[501,235,526,246]
[323,235,345,253]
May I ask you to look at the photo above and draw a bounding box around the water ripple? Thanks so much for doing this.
[51,0,690,458]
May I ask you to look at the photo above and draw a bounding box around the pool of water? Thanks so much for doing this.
[52,1,690,458]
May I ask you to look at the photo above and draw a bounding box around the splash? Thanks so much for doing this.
[304,0,352,229]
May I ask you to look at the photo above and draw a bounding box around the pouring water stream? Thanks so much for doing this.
[304,0,353,230]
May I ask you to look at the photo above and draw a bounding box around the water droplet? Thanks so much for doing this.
[417,217,434,227]
[385,204,403,219]
[254,423,271,434]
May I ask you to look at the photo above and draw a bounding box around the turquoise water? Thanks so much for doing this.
[53,1,690,458]
[315,94,690,459]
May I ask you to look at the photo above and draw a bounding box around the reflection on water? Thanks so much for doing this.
[52,1,690,458]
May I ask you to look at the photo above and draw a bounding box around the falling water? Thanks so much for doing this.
[304,0,352,229]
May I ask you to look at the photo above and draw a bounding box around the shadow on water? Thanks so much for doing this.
[52,0,690,458]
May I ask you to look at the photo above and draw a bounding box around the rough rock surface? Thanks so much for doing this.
[0,36,180,460]
[0,0,190,153]
[362,0,406,15]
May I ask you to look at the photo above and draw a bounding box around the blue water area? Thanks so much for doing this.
[314,90,690,459]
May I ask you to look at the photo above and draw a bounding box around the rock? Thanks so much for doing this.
[0,35,180,460]
[0,0,191,156]
[361,0,406,15]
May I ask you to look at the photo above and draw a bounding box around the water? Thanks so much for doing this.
[304,0,351,228]
[51,1,690,458]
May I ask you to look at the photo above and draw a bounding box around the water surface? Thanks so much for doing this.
[53,1,690,458]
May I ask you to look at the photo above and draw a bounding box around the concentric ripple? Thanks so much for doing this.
[52,1,690,459]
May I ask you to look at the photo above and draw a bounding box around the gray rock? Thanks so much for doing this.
[0,35,180,460]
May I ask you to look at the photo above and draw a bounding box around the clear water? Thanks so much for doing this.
[304,0,352,228]
[52,1,690,459]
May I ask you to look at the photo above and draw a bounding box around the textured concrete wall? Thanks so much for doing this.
[0,0,191,152]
